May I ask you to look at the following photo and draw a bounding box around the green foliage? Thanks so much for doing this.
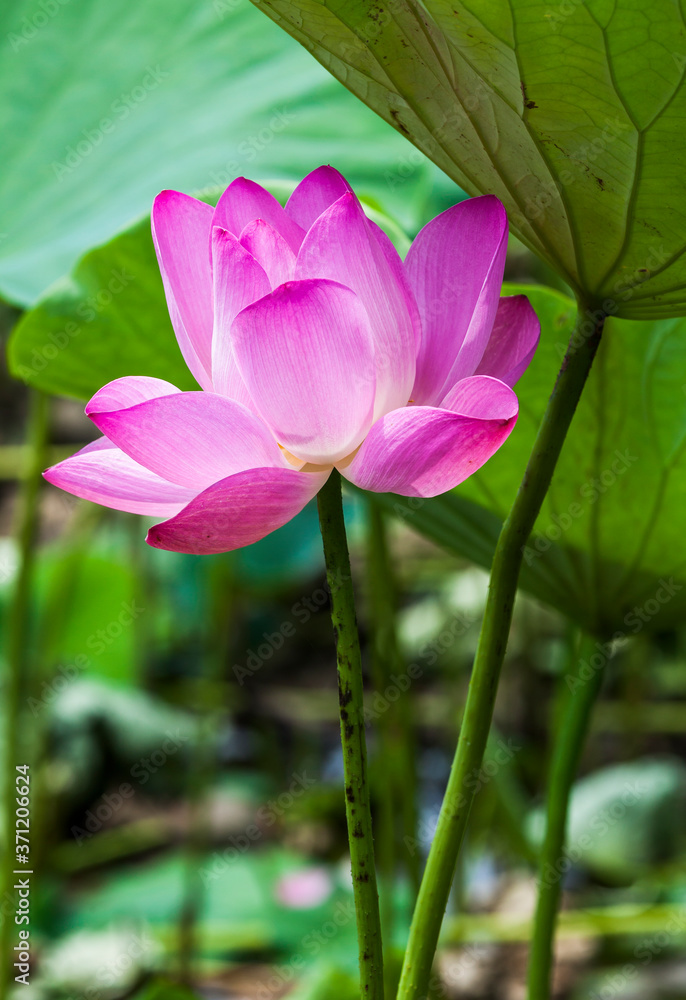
[253,0,686,317]
[8,214,196,400]
[129,980,201,1000]
[286,965,359,1000]
[50,678,199,765]
[0,0,453,307]
[38,547,143,685]
[375,284,686,635]
[30,927,160,998]
[0,534,143,687]
[63,848,361,964]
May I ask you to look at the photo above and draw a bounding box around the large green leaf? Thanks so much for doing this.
[253,0,686,318]
[8,213,194,398]
[39,549,142,685]
[376,284,686,635]
[0,0,455,307]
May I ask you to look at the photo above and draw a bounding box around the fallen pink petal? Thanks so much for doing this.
[44,166,539,554]
[274,867,334,909]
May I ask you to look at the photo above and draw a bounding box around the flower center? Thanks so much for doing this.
[278,442,360,473]
[278,443,305,468]
[278,443,332,473]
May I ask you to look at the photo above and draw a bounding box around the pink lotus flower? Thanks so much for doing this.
[44,167,539,554]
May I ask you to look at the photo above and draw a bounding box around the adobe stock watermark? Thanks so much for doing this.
[15,267,134,382]
[384,62,500,193]
[213,0,243,18]
[523,449,638,564]
[521,116,626,224]
[589,908,686,1000]
[199,771,317,884]
[544,0,587,31]
[384,147,425,192]
[565,577,683,696]
[363,609,476,724]
[531,244,675,471]
[51,66,170,180]
[551,242,673,366]
[404,736,521,856]
[387,494,426,525]
[75,931,156,1000]
[538,780,646,889]
[336,0,406,63]
[232,569,350,685]
[27,600,145,717]
[253,898,356,999]
[7,0,71,53]
[207,108,299,189]
[70,728,190,844]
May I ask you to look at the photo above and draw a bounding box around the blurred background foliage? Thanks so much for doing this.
[1,0,686,998]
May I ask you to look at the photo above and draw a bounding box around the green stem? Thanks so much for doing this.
[397,305,605,1000]
[317,470,384,999]
[527,632,607,1000]
[1,391,49,998]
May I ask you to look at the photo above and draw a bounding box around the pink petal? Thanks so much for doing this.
[88,391,285,490]
[210,226,270,405]
[239,219,296,288]
[231,279,376,465]
[152,191,214,390]
[212,178,305,254]
[406,196,508,406]
[285,165,352,231]
[295,193,419,418]
[473,295,540,387]
[85,376,181,416]
[43,438,195,517]
[340,378,518,498]
[368,216,422,352]
[440,375,519,417]
[146,466,329,554]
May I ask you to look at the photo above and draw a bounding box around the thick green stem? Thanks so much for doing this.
[317,470,384,999]
[527,632,607,1000]
[397,305,604,1000]
[1,392,49,997]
